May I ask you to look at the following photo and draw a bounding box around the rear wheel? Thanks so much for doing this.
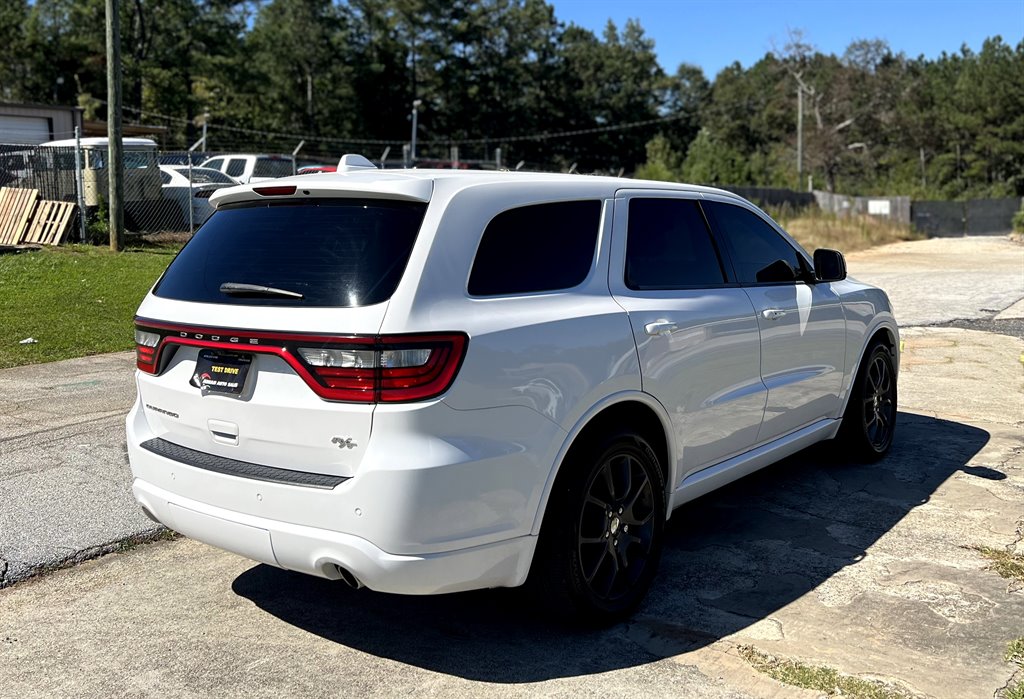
[530,431,666,624]
[838,342,897,461]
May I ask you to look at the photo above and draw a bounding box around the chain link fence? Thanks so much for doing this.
[11,139,1015,244]
[1,142,301,244]
[0,141,531,245]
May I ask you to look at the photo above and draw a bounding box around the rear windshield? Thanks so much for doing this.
[175,167,236,185]
[253,158,295,178]
[153,199,426,307]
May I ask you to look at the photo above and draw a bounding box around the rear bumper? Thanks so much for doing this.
[132,478,536,594]
[125,393,561,593]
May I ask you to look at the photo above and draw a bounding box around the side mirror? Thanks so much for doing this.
[813,248,847,282]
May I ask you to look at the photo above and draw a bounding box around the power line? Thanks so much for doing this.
[104,100,680,148]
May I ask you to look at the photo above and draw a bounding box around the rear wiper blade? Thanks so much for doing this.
[219,282,304,299]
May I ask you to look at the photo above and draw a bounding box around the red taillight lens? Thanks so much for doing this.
[135,328,160,373]
[297,334,467,403]
[253,185,296,196]
[378,336,465,402]
[297,343,377,402]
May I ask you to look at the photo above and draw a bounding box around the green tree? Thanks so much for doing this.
[634,133,681,181]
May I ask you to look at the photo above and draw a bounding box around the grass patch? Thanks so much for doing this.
[1008,639,1024,666]
[0,244,177,370]
[1005,639,1024,699]
[974,546,1024,583]
[770,207,922,255]
[737,645,914,699]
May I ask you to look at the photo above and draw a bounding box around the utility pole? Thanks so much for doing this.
[74,126,87,243]
[796,85,803,190]
[105,0,124,251]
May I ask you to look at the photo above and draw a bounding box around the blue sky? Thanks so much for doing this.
[549,0,1024,79]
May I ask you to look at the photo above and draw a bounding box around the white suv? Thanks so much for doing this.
[127,157,898,621]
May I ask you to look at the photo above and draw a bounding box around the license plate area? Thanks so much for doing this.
[191,349,252,395]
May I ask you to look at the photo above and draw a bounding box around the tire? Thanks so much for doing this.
[838,342,897,462]
[529,430,666,624]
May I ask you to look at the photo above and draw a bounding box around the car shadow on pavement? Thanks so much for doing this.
[232,411,990,683]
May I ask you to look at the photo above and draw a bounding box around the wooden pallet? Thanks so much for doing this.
[24,200,76,245]
[0,187,39,245]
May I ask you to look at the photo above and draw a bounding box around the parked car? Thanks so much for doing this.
[198,153,294,184]
[159,152,209,167]
[127,155,898,622]
[158,165,238,227]
[297,164,337,174]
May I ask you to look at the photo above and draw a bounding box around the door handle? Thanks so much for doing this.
[644,320,678,337]
[762,309,787,321]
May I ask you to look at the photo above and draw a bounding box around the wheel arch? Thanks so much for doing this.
[530,392,674,536]
[837,318,899,418]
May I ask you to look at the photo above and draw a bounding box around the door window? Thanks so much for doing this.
[703,201,805,284]
[625,198,725,289]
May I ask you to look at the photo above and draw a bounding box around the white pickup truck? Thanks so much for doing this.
[198,154,294,184]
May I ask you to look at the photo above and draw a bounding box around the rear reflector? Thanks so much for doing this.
[253,185,296,196]
[133,319,467,403]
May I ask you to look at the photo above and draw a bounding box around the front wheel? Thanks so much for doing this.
[838,342,897,461]
[531,431,666,624]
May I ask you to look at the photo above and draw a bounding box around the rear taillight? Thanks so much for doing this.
[135,328,160,373]
[133,320,467,403]
[297,334,467,403]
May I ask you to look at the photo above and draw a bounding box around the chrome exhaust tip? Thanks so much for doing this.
[333,564,363,589]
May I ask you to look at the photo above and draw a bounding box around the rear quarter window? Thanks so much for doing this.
[468,200,601,296]
[153,199,426,307]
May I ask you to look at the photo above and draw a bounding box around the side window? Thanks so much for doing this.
[468,200,601,296]
[703,201,805,284]
[203,158,224,172]
[225,158,246,178]
[87,150,106,170]
[159,170,172,185]
[626,198,725,289]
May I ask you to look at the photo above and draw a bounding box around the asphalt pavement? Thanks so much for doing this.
[0,352,159,586]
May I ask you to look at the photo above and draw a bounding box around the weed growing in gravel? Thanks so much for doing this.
[1005,639,1024,699]
[974,546,1024,583]
[737,645,915,699]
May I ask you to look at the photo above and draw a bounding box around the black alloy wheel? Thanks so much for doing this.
[840,342,897,461]
[862,349,896,452]
[577,449,658,604]
[528,430,666,623]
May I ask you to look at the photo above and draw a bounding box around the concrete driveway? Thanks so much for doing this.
[0,236,1021,698]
